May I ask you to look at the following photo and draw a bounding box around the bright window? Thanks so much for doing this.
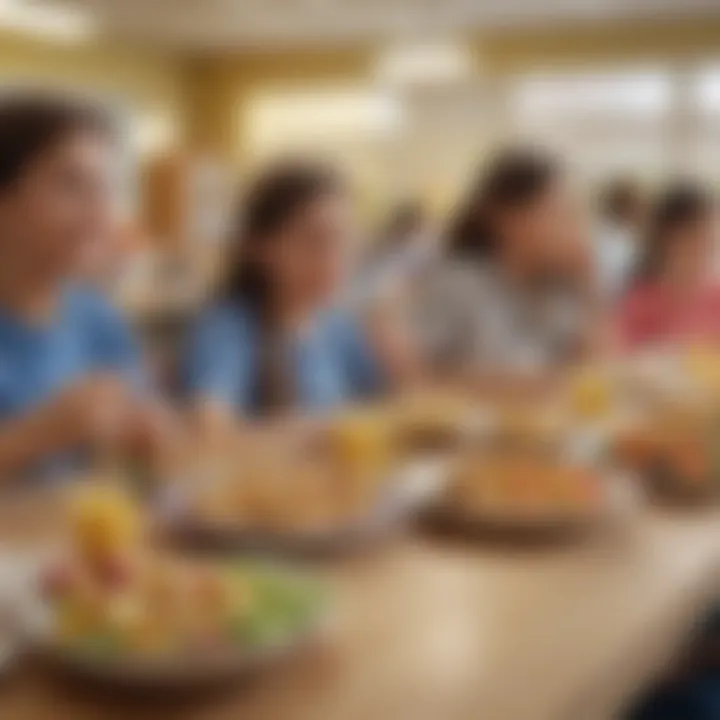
[513,71,671,126]
[244,86,403,155]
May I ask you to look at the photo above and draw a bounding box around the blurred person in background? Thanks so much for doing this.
[617,183,719,349]
[186,160,389,434]
[365,200,436,279]
[80,219,142,292]
[379,199,430,246]
[0,92,174,481]
[416,146,599,389]
[348,199,437,307]
[348,199,438,389]
[595,177,647,301]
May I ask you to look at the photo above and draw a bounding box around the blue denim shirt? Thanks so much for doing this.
[186,300,384,416]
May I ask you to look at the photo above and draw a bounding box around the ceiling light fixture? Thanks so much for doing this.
[0,0,98,43]
[376,41,474,86]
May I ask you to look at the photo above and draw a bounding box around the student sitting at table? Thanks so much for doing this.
[625,183,720,720]
[415,146,599,392]
[0,92,170,480]
[594,177,647,302]
[618,183,720,350]
[186,160,387,430]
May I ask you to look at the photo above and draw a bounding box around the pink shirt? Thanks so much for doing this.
[618,282,720,349]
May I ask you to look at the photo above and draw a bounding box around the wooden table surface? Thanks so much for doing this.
[0,491,717,720]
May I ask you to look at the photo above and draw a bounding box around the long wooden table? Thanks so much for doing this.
[0,491,717,720]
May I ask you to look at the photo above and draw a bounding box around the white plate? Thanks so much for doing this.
[36,617,324,690]
[160,463,428,558]
[31,558,328,690]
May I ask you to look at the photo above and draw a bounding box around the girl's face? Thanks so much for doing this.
[663,213,717,287]
[0,131,117,279]
[263,192,355,310]
[495,179,585,273]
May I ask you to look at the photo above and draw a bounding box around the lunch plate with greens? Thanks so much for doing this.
[33,555,327,688]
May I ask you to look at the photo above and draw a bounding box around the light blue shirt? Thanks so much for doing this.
[0,286,142,479]
[186,300,384,416]
[595,222,638,301]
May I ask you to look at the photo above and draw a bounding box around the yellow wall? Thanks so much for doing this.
[0,16,717,228]
[182,49,374,160]
[480,18,720,73]
[0,32,185,139]
[183,17,720,163]
[3,16,720,171]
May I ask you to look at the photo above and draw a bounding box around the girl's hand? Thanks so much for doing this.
[122,400,184,476]
[0,374,134,480]
[41,374,132,449]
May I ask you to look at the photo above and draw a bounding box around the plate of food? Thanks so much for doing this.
[611,346,720,412]
[424,452,616,538]
[161,427,423,558]
[389,391,491,454]
[422,411,636,539]
[31,485,326,689]
[613,396,720,505]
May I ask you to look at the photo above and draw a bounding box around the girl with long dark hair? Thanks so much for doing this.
[618,183,719,348]
[0,91,169,479]
[419,146,595,376]
[186,160,385,426]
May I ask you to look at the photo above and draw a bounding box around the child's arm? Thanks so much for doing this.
[0,409,69,478]
[0,375,128,479]
[190,397,238,452]
[362,305,426,389]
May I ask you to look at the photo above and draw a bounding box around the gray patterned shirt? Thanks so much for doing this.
[416,261,591,372]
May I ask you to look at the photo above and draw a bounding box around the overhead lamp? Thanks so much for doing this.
[376,41,474,86]
[0,0,98,43]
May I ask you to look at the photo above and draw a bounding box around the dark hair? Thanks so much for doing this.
[633,182,714,286]
[223,159,344,308]
[446,146,560,260]
[222,159,345,413]
[380,200,426,248]
[0,91,114,191]
[599,177,644,225]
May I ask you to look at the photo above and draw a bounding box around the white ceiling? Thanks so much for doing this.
[67,0,720,49]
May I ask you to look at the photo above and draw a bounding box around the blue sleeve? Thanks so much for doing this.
[185,303,254,412]
[332,313,386,398]
[82,291,147,391]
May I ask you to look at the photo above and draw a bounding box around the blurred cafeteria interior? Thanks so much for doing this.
[0,2,720,720]
[2,2,720,323]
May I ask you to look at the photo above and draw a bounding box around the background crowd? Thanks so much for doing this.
[0,2,719,718]
[5,91,720,481]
